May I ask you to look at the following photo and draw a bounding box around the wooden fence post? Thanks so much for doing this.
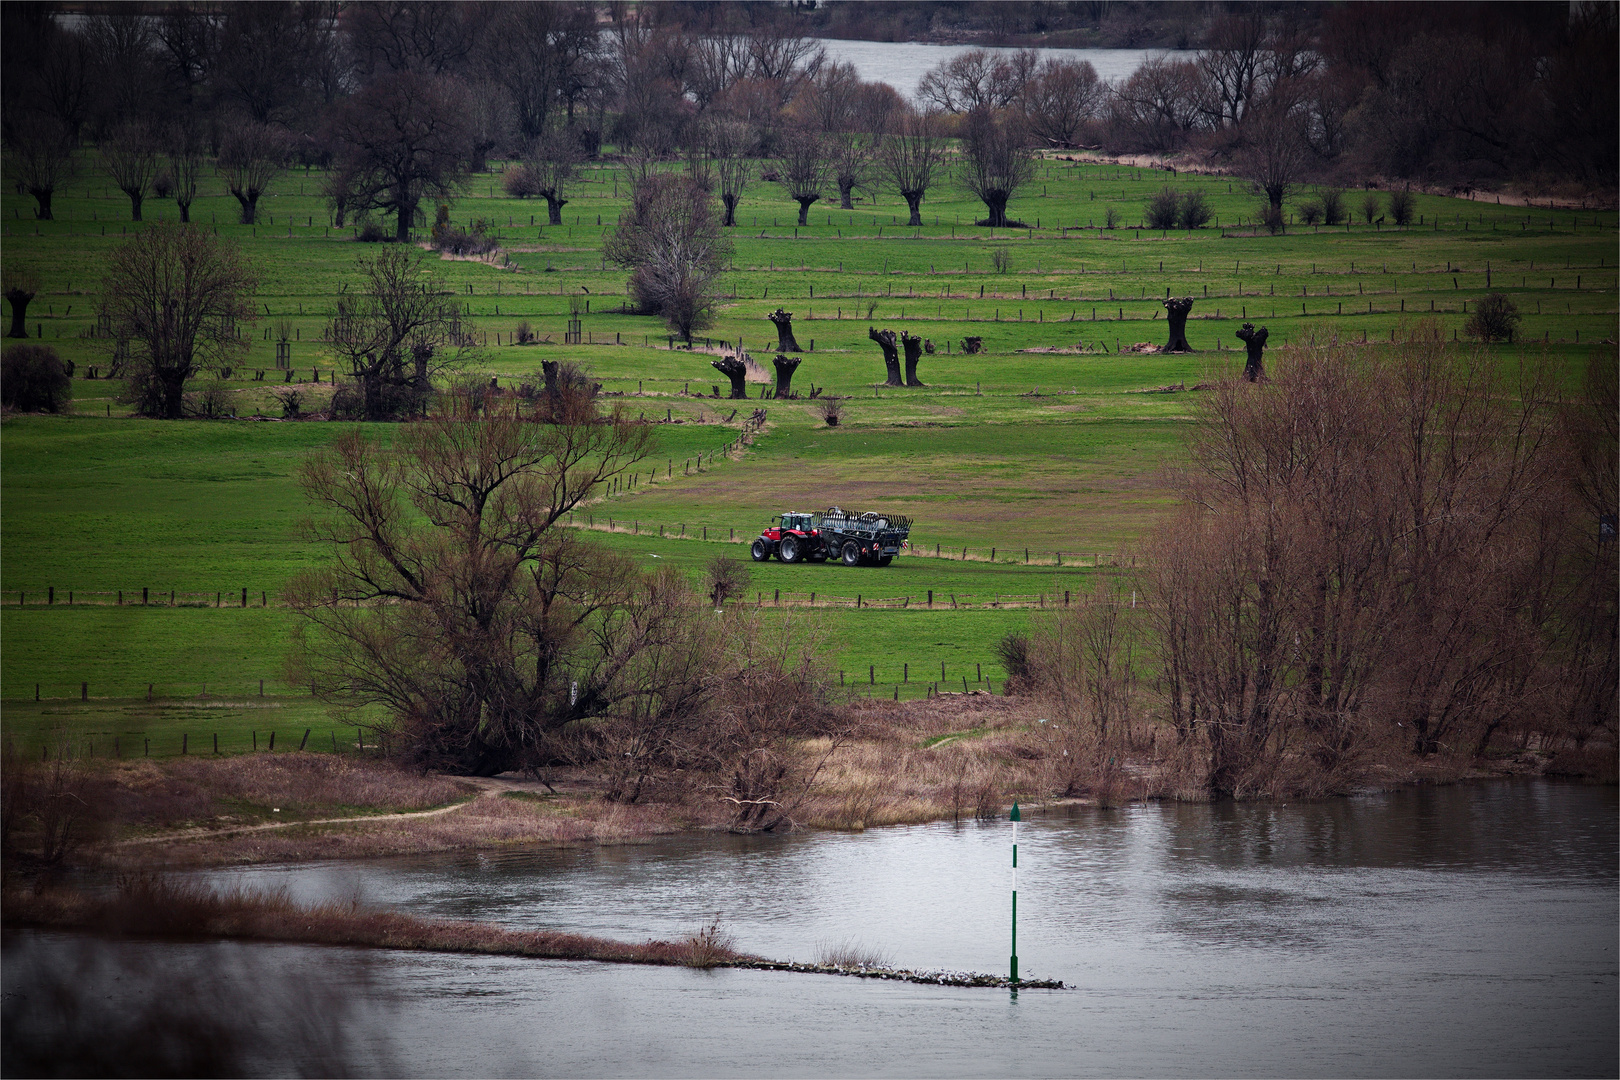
[81,681,87,701]
[269,731,276,751]
[182,733,188,755]
[299,729,310,751]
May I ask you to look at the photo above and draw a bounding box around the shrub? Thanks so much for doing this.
[1320,188,1346,225]
[813,397,843,426]
[1,344,72,412]
[1298,200,1325,225]
[1388,187,1415,225]
[502,164,540,199]
[185,381,235,418]
[1361,191,1381,223]
[153,171,174,199]
[1103,205,1120,229]
[356,221,390,242]
[1465,292,1522,342]
[990,246,1011,273]
[995,631,1033,693]
[1144,185,1179,229]
[1178,189,1211,230]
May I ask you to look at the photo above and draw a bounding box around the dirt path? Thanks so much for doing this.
[115,791,491,847]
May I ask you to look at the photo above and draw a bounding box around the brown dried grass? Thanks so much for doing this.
[4,874,754,968]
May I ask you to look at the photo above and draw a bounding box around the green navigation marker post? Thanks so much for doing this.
[1010,801,1020,985]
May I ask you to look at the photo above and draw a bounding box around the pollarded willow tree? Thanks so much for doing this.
[960,108,1036,228]
[880,108,946,227]
[775,128,831,226]
[603,173,733,344]
[99,223,258,418]
[219,121,288,226]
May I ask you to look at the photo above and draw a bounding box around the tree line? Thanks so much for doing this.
[5,3,1612,247]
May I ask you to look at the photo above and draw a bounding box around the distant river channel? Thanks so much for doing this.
[814,40,1173,101]
[7,780,1616,1077]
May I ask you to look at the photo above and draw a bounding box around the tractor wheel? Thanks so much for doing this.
[878,556,893,566]
[751,539,770,561]
[779,535,801,563]
[841,541,861,566]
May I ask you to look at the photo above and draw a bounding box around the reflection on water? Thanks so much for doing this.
[12,781,1616,1078]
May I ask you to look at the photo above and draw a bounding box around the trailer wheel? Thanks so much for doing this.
[841,541,861,566]
[751,539,770,561]
[779,535,802,563]
[878,556,893,566]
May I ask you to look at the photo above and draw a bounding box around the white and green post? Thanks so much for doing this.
[1010,801,1020,984]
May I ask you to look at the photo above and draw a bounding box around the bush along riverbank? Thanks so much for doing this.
[1,876,1061,990]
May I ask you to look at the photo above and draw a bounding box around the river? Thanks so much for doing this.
[814,40,1173,102]
[5,780,1615,1077]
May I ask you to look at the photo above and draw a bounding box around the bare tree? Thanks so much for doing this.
[164,122,205,223]
[829,132,876,210]
[917,48,1031,113]
[287,394,655,777]
[323,71,473,241]
[327,247,473,422]
[775,128,831,226]
[99,224,258,419]
[960,108,1035,228]
[603,173,733,344]
[219,121,288,226]
[1238,97,1311,210]
[1019,58,1103,148]
[4,115,76,221]
[523,130,581,226]
[99,123,158,222]
[880,108,945,227]
[705,116,751,226]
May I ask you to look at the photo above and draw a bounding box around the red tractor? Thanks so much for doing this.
[750,508,913,566]
[751,512,828,563]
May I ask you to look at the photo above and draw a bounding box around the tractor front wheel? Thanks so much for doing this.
[751,539,770,561]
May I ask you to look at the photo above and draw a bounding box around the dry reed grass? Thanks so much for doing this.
[814,938,895,970]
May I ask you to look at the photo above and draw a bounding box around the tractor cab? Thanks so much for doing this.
[774,512,817,536]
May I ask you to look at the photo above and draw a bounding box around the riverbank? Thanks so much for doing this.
[8,693,1609,875]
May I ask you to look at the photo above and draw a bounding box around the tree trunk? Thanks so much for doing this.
[161,374,186,420]
[838,177,856,210]
[1235,322,1268,380]
[177,198,192,223]
[364,371,385,421]
[768,308,801,352]
[795,196,817,226]
[125,189,144,222]
[235,192,258,225]
[712,356,748,398]
[981,192,1008,227]
[901,331,925,386]
[868,327,902,386]
[1163,296,1195,352]
[31,188,54,221]
[903,191,924,227]
[722,193,738,227]
[396,202,413,242]
[545,195,567,226]
[772,354,801,398]
[5,290,33,338]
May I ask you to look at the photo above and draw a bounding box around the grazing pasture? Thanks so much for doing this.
[3,154,1613,756]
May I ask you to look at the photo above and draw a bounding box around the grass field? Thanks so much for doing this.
[4,151,1614,757]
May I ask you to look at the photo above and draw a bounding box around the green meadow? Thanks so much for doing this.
[4,153,1614,754]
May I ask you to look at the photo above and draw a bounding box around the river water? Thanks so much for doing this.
[814,40,1171,102]
[6,780,1615,1077]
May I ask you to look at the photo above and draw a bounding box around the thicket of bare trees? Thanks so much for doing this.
[1012,334,1617,801]
[325,247,473,422]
